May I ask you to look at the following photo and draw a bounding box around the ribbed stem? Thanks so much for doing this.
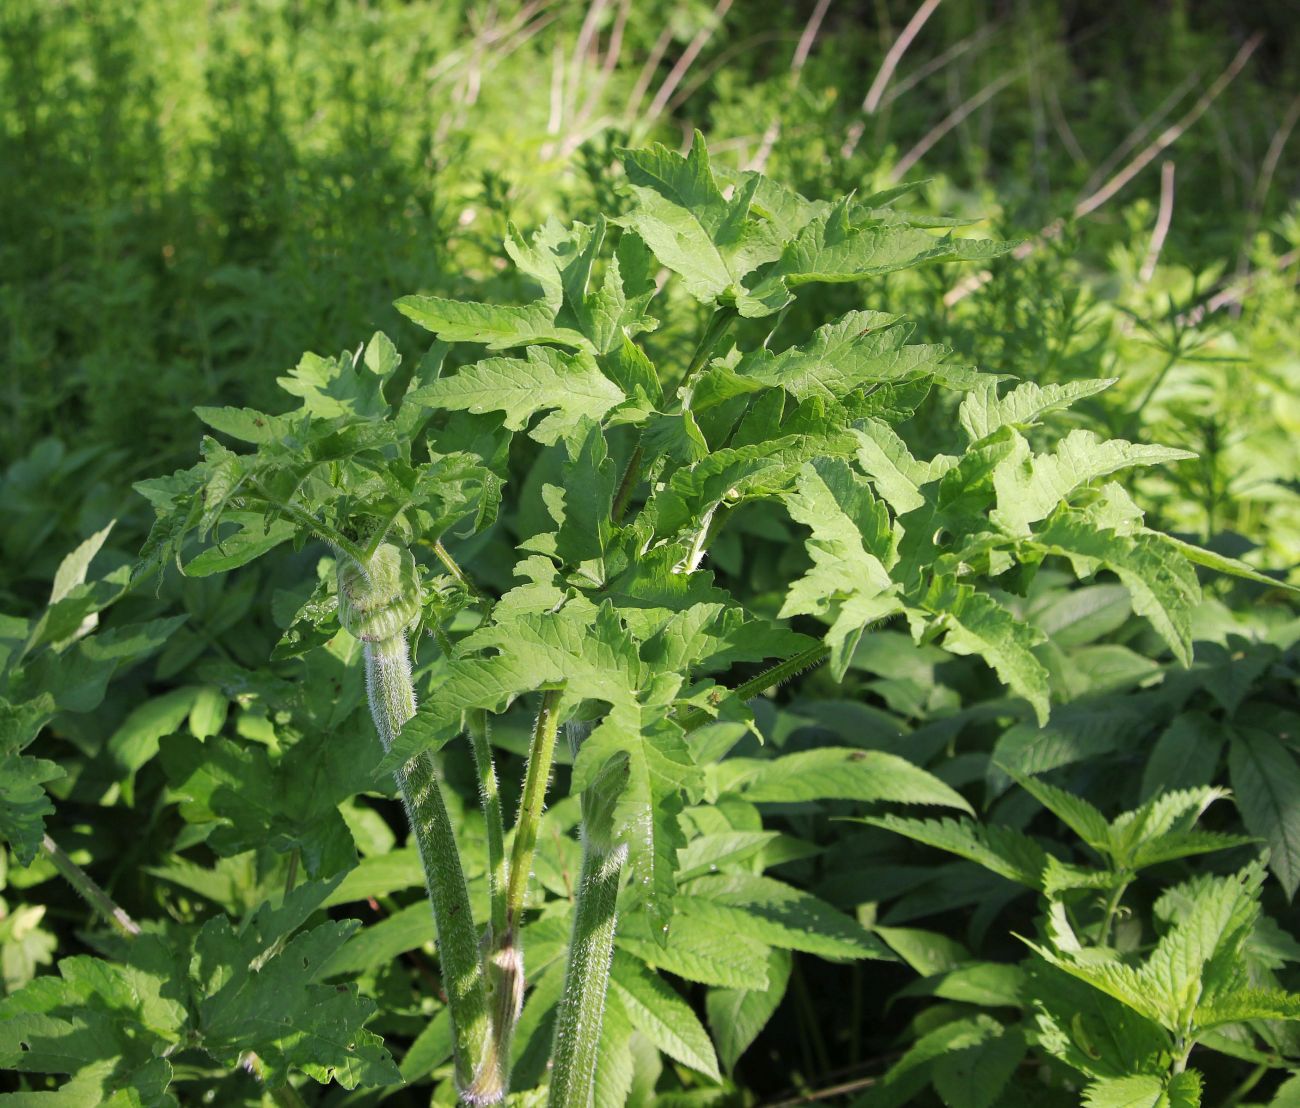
[365,628,501,1103]
[469,709,507,939]
[504,689,564,939]
[548,840,628,1108]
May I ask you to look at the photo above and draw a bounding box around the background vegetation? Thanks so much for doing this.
[2,0,1299,1104]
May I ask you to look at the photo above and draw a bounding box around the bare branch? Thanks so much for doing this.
[863,0,942,115]
[1074,33,1263,219]
[890,68,1020,182]
[1139,160,1177,285]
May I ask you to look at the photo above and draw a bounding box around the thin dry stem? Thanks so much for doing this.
[745,0,832,173]
[890,67,1020,182]
[1074,33,1262,218]
[1078,72,1199,199]
[863,0,941,114]
[1138,160,1177,285]
[641,0,734,134]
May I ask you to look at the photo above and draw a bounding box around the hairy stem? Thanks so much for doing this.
[548,842,628,1108]
[679,642,831,734]
[545,723,628,1108]
[42,834,141,939]
[504,688,564,939]
[469,709,507,939]
[343,544,502,1104]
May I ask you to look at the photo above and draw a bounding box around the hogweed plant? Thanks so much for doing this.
[2,135,1292,1105]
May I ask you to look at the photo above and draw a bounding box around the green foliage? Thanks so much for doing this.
[5,6,1300,1105]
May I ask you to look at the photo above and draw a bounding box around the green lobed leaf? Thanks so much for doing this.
[734,747,973,813]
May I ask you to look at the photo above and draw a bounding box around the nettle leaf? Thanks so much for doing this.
[609,951,720,1080]
[1229,727,1300,898]
[1029,961,1172,1082]
[616,909,770,990]
[706,947,791,1074]
[1083,1072,1203,1108]
[862,814,1048,889]
[733,747,972,813]
[676,873,892,960]
[408,345,624,445]
[1002,766,1112,853]
[1024,864,1271,1036]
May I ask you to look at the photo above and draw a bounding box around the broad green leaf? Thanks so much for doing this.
[185,513,295,576]
[959,378,1116,443]
[863,814,1048,888]
[706,948,791,1074]
[0,708,62,867]
[741,311,967,402]
[617,910,770,990]
[192,883,400,1088]
[1161,535,1300,595]
[276,349,388,420]
[780,457,899,677]
[195,405,292,444]
[396,293,592,352]
[677,874,892,960]
[853,418,957,513]
[1229,727,1300,898]
[750,194,1013,311]
[1031,509,1201,666]
[616,133,782,312]
[610,952,720,1080]
[408,345,623,445]
[735,747,973,813]
[0,936,187,1100]
[992,429,1195,537]
[917,581,1051,724]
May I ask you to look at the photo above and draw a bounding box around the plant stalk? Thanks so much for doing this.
[469,709,507,939]
[368,635,503,1104]
[42,833,141,939]
[548,724,628,1108]
[679,642,831,733]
